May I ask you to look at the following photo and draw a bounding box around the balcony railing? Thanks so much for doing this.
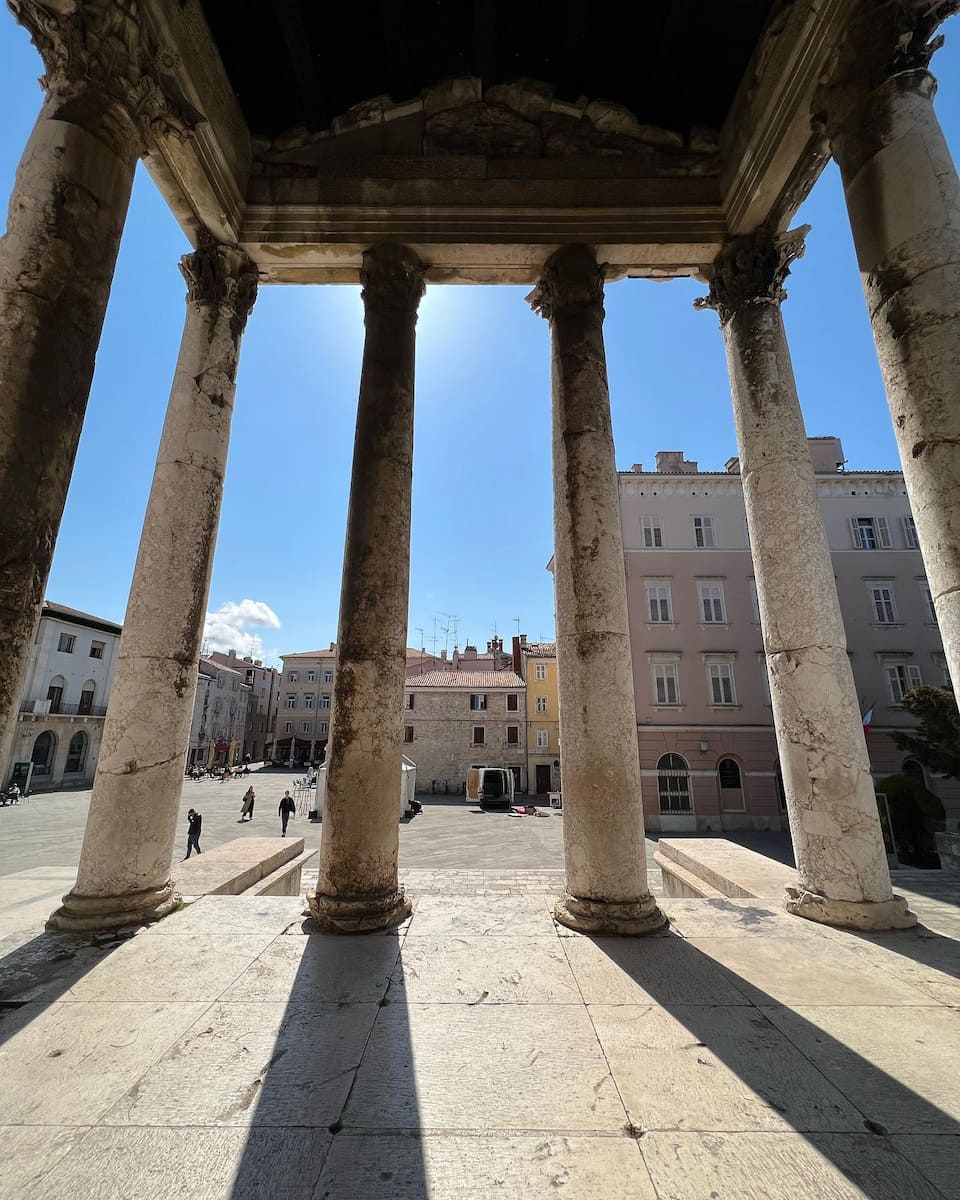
[19,701,108,717]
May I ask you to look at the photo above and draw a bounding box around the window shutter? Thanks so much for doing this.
[876,516,892,548]
[849,517,863,549]
[907,664,923,690]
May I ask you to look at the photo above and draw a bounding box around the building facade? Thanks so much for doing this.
[621,438,960,833]
[187,656,251,768]
[401,670,527,793]
[207,649,279,761]
[275,646,338,763]
[512,635,560,795]
[8,602,121,789]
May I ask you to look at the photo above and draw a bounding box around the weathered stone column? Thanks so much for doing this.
[48,235,257,932]
[308,244,424,934]
[529,245,665,936]
[0,0,200,784]
[697,228,914,930]
[818,1,960,692]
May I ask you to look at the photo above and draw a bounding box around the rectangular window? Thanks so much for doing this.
[470,694,487,711]
[697,581,726,624]
[283,721,293,734]
[707,662,737,705]
[302,721,312,734]
[506,725,519,745]
[46,684,63,714]
[869,583,897,624]
[748,579,761,625]
[304,694,314,709]
[323,670,333,683]
[640,515,663,548]
[472,726,485,745]
[536,730,548,749]
[404,693,414,710]
[651,661,680,706]
[693,515,716,548]
[886,662,923,704]
[645,580,672,623]
[217,673,224,689]
[534,663,546,681]
[57,633,75,653]
[506,693,519,712]
[285,694,297,709]
[851,515,892,549]
[89,640,105,659]
[902,516,920,549]
[403,725,414,743]
[535,696,548,714]
[79,688,94,715]
[319,721,328,735]
[921,583,937,624]
[288,671,299,683]
[306,670,316,683]
[320,695,331,709]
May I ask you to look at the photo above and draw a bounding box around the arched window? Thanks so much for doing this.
[46,675,66,714]
[31,731,56,775]
[657,753,691,814]
[79,680,96,715]
[65,731,88,774]
[718,757,745,811]
[903,758,924,781]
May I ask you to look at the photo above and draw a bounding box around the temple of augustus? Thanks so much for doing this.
[2,0,958,936]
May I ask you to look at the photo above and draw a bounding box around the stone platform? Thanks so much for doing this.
[1,873,959,1199]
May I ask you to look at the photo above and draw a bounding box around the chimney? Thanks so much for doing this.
[725,456,741,474]
[655,450,698,474]
[512,635,522,675]
[227,649,237,665]
[630,463,643,473]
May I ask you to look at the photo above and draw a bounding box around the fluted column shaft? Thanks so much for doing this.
[820,1,960,692]
[529,244,665,936]
[0,0,202,784]
[48,235,257,932]
[309,243,424,934]
[698,229,914,930]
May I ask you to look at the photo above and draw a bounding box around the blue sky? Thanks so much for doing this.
[2,16,958,665]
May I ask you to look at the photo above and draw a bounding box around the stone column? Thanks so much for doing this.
[818,1,960,692]
[697,229,914,930]
[0,0,201,783]
[48,235,257,932]
[528,244,665,936]
[308,244,424,934]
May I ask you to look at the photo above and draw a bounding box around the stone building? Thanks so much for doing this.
[621,438,960,833]
[207,649,279,761]
[275,646,338,763]
[401,670,527,794]
[3,1,955,941]
[7,601,120,790]
[186,656,251,768]
[512,635,561,796]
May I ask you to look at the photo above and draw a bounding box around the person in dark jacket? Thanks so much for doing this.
[185,809,202,858]
[279,792,296,837]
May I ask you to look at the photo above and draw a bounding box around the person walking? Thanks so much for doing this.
[239,786,255,821]
[279,790,296,837]
[185,809,202,858]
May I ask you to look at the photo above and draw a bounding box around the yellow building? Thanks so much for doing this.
[514,636,560,796]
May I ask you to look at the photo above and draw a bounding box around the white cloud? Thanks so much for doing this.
[204,599,281,660]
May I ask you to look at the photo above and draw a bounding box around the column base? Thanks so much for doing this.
[784,885,917,931]
[307,885,412,934]
[46,881,181,933]
[554,891,668,936]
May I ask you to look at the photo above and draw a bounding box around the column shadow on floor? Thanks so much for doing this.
[587,925,960,1197]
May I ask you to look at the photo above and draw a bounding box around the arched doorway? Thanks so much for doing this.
[717,757,745,813]
[46,675,65,714]
[31,730,56,776]
[657,753,691,820]
[79,680,96,715]
[65,731,88,774]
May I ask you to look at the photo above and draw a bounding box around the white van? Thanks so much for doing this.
[466,766,515,808]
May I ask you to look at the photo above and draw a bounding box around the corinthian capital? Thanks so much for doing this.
[360,244,426,315]
[527,244,604,321]
[694,226,809,325]
[180,232,259,337]
[9,0,203,150]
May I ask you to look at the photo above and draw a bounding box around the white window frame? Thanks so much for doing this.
[536,730,549,749]
[320,694,331,709]
[470,694,487,711]
[645,579,673,624]
[650,660,680,706]
[283,721,293,734]
[697,580,726,624]
[89,640,105,659]
[57,633,75,653]
[693,515,716,548]
[902,515,920,549]
[319,721,329,735]
[850,515,892,550]
[288,670,299,683]
[921,582,937,624]
[535,696,548,714]
[868,581,898,625]
[748,578,761,625]
[306,670,316,683]
[705,659,737,706]
[323,670,333,683]
[885,661,922,705]
[303,693,314,710]
[640,514,663,548]
[302,721,312,734]
[404,693,414,710]
[285,693,297,709]
[534,663,546,681]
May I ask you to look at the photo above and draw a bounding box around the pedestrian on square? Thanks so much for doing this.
[185,809,202,858]
[279,791,296,837]
[240,786,255,821]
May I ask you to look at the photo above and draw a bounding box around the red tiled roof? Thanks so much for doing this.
[406,670,525,689]
[523,642,556,657]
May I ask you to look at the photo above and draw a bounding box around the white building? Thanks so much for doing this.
[8,601,121,789]
[186,656,251,767]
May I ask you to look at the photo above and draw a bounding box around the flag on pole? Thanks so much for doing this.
[862,706,874,734]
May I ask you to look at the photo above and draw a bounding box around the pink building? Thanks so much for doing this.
[621,438,959,833]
